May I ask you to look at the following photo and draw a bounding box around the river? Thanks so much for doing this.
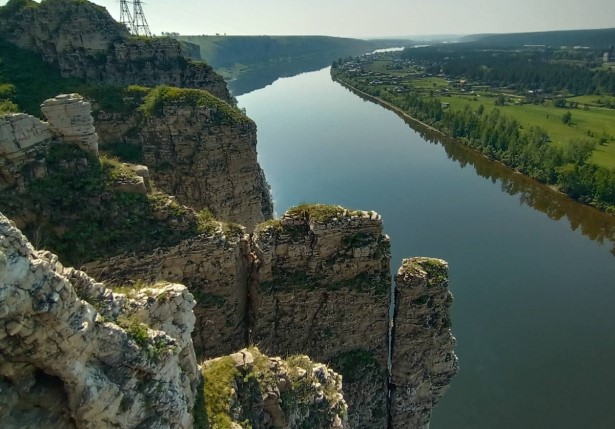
[236,67,615,429]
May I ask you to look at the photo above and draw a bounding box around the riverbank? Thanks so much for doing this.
[331,70,615,217]
[334,76,560,186]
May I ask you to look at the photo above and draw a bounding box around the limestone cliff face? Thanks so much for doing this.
[105,38,231,102]
[0,113,52,191]
[93,94,273,231]
[250,206,391,428]
[83,226,251,359]
[390,258,459,429]
[0,212,199,428]
[201,348,348,429]
[0,0,231,103]
[137,103,273,231]
[40,94,100,155]
[44,202,458,429]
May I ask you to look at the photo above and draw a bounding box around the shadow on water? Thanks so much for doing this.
[344,84,615,257]
[228,57,335,96]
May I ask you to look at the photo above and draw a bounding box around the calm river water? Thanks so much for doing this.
[237,67,615,429]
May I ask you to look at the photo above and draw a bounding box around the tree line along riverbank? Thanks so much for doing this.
[331,48,615,215]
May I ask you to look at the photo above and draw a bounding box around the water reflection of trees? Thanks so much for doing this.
[413,123,615,255]
[339,84,615,254]
[229,58,333,96]
[342,80,615,255]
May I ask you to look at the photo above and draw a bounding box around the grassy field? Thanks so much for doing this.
[440,95,615,168]
[357,59,615,170]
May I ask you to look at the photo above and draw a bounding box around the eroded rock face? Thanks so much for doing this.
[0,212,199,429]
[250,206,391,428]
[135,103,273,231]
[0,0,231,103]
[201,348,348,429]
[0,113,52,190]
[107,38,231,102]
[390,258,459,429]
[83,226,251,359]
[0,94,100,191]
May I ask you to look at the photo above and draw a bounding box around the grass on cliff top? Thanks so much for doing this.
[139,85,249,125]
[0,0,112,21]
[0,144,219,265]
[0,37,232,124]
[286,203,364,223]
[201,356,239,429]
[410,258,449,286]
[0,0,38,17]
[201,348,344,429]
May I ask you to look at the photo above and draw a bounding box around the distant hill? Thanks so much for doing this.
[461,28,615,49]
[175,35,408,76]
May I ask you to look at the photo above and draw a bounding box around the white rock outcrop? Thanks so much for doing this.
[0,113,53,159]
[0,212,199,429]
[41,93,99,155]
[0,113,52,190]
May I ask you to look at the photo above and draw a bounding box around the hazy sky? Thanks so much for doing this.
[3,0,615,38]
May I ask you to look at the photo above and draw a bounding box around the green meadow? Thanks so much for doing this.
[357,59,615,170]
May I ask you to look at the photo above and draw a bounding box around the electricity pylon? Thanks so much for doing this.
[119,0,152,37]
[119,0,135,33]
[132,0,152,37]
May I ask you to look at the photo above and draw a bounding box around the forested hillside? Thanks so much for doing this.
[400,46,615,94]
[175,35,406,78]
[461,27,615,48]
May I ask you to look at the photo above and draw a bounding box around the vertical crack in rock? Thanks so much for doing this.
[303,291,329,350]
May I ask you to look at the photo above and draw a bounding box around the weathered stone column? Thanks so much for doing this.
[41,93,99,155]
[390,258,459,428]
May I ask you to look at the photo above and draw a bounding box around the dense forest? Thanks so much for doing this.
[460,27,615,49]
[400,46,615,94]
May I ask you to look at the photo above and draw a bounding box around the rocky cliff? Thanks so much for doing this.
[83,226,251,359]
[0,0,231,103]
[0,93,98,191]
[84,203,458,428]
[0,0,272,230]
[0,212,199,428]
[390,258,459,429]
[0,212,354,429]
[90,86,273,231]
[201,348,348,429]
[250,206,391,428]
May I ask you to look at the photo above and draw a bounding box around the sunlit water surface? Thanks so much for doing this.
[237,67,615,429]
